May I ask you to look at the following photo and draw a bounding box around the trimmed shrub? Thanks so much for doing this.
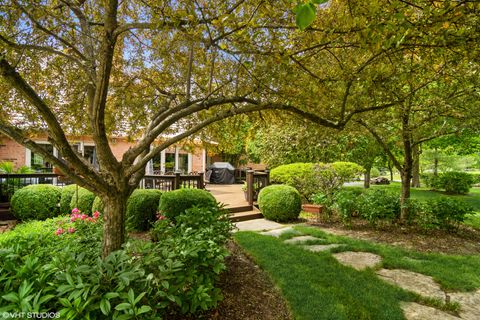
[91,196,104,213]
[417,198,474,230]
[10,184,61,220]
[270,163,314,186]
[258,185,301,222]
[331,162,364,181]
[69,187,96,214]
[438,172,474,194]
[356,189,401,225]
[158,188,216,221]
[126,189,162,231]
[59,184,78,214]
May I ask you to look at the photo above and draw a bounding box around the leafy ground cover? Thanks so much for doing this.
[235,226,480,319]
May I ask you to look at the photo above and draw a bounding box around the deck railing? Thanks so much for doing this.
[245,170,270,206]
[141,173,204,191]
[0,172,204,202]
[0,173,72,202]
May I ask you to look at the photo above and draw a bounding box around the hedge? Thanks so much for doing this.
[126,189,162,231]
[11,184,61,221]
[158,189,216,221]
[258,185,301,222]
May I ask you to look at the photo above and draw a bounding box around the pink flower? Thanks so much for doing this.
[71,208,80,214]
[87,217,94,222]
[156,214,166,221]
[93,211,100,219]
[80,214,87,220]
[68,227,75,234]
[55,228,64,236]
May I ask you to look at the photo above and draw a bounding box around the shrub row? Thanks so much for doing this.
[11,185,219,233]
[324,188,474,230]
[422,172,475,194]
[0,203,233,318]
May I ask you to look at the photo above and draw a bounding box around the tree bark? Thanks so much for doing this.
[411,144,421,187]
[364,166,371,188]
[101,191,130,258]
[400,112,413,222]
[387,160,394,181]
[433,147,439,176]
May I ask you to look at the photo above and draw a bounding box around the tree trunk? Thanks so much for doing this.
[433,147,438,176]
[387,160,394,181]
[411,144,421,188]
[364,166,371,188]
[400,170,411,222]
[400,111,413,223]
[102,192,129,258]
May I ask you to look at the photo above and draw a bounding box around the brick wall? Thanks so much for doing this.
[192,147,204,172]
[0,136,26,169]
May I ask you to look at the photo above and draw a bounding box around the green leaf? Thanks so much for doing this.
[311,0,329,4]
[296,4,316,31]
[2,292,20,303]
[115,302,131,311]
[104,292,120,300]
[137,305,152,315]
[100,298,111,315]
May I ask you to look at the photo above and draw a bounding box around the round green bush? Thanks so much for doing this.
[92,196,104,213]
[158,188,216,221]
[59,184,78,214]
[258,185,301,222]
[70,187,96,214]
[11,184,61,221]
[126,189,162,231]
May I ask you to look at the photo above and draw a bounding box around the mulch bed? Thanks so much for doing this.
[170,241,292,320]
[305,217,480,255]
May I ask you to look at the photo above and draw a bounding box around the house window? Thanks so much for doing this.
[30,143,54,172]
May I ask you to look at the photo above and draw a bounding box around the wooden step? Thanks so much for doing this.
[0,202,10,209]
[227,205,253,214]
[230,210,264,222]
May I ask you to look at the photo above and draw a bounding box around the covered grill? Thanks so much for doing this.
[207,162,235,184]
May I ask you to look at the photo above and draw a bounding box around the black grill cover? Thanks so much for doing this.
[207,162,235,184]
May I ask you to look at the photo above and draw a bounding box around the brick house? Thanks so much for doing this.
[0,134,213,174]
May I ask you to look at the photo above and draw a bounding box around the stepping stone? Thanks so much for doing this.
[235,219,284,232]
[333,251,382,270]
[376,269,445,301]
[260,227,300,237]
[448,289,480,320]
[303,244,345,252]
[284,235,320,244]
[400,302,461,320]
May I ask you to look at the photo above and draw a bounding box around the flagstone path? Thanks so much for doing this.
[254,225,480,320]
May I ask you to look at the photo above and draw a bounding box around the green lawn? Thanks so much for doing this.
[235,226,480,320]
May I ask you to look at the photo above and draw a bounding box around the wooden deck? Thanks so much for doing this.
[207,184,263,222]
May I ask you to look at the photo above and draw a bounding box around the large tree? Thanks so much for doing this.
[1,0,478,255]
[0,0,389,257]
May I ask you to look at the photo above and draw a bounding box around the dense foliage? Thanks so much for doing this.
[158,189,216,222]
[258,185,302,222]
[69,187,96,214]
[10,184,61,220]
[0,204,233,318]
[356,189,402,226]
[91,196,104,213]
[271,162,363,200]
[59,185,78,214]
[423,172,475,194]
[126,189,162,231]
[417,198,474,230]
